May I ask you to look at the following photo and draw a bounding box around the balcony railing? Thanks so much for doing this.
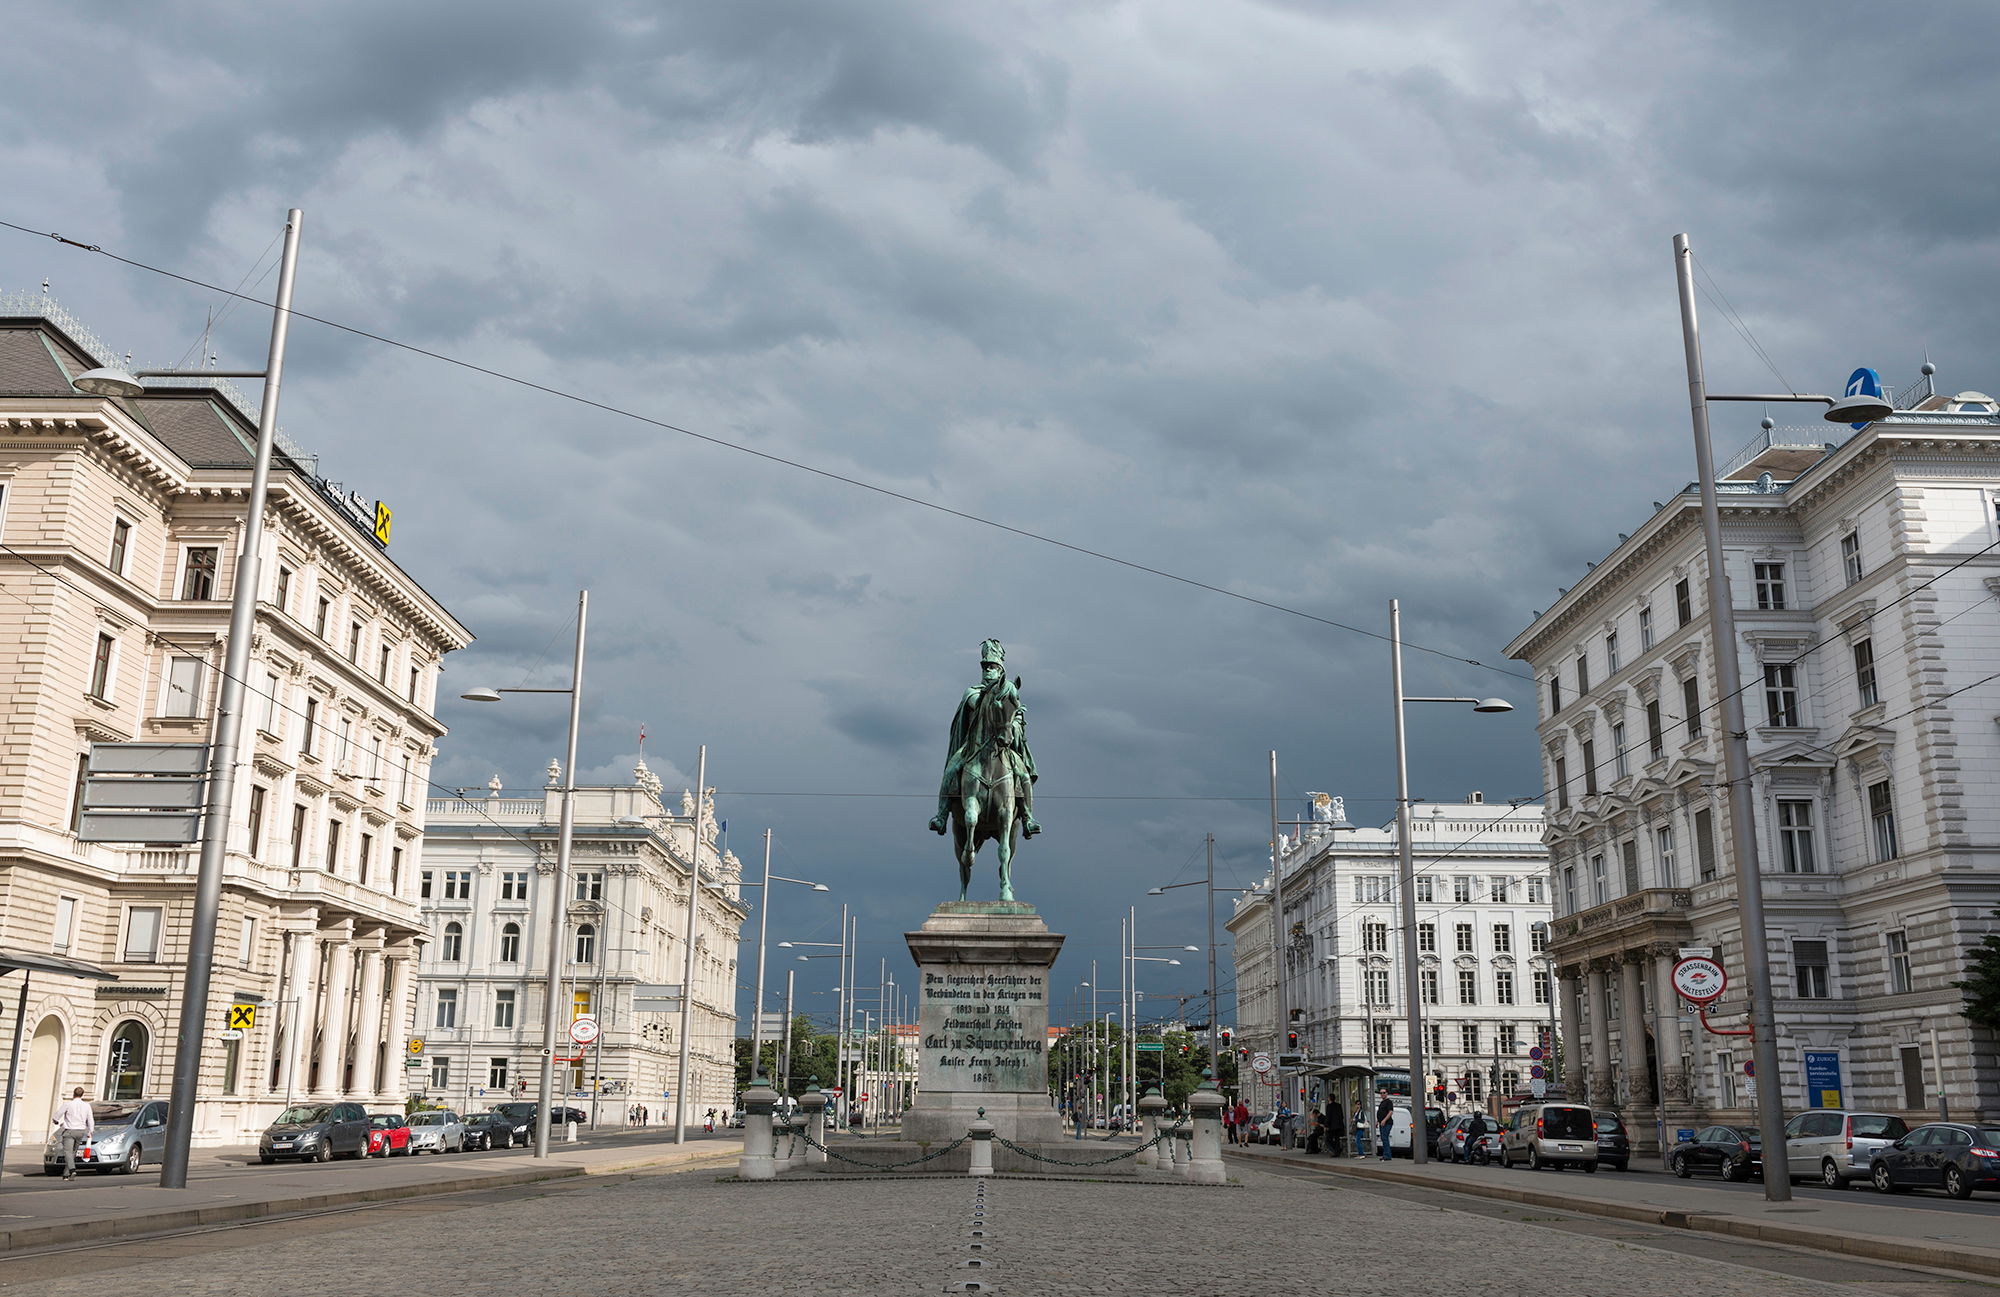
[1551,887,1694,941]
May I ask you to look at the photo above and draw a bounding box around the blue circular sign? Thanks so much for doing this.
[1530,1065,1545,1079]
[1845,367,1885,430]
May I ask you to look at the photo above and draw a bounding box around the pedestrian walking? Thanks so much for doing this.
[1375,1088,1395,1161]
[704,1108,716,1133]
[1232,1100,1250,1144]
[1073,1107,1086,1140]
[52,1087,92,1180]
[1223,1105,1238,1146]
[1327,1098,1346,1157]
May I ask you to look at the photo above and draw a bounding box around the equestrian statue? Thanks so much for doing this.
[927,639,1042,902]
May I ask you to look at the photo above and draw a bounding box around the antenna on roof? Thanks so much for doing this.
[40,278,49,296]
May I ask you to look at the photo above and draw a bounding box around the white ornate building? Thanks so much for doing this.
[415,763,746,1120]
[0,295,471,1146]
[1227,794,1552,1120]
[1504,376,2000,1138]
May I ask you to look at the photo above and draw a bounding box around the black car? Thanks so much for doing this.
[493,1102,584,1132]
[1869,1122,2000,1200]
[1669,1124,1763,1181]
[463,1111,517,1149]
[1594,1111,1631,1171]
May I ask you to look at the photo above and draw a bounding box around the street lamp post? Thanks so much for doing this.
[1669,233,1878,1201]
[461,589,589,1159]
[673,746,710,1143]
[87,209,307,1190]
[742,829,828,1102]
[1389,597,1512,1164]
[1148,840,1250,1073]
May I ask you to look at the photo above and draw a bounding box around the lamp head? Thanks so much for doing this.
[811,883,830,892]
[1146,887,1164,895]
[1182,945,1200,952]
[1826,392,1892,424]
[1472,697,1514,713]
[459,687,503,703]
[71,366,146,398]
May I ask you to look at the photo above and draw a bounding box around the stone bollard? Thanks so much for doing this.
[565,1118,578,1143]
[1172,1114,1194,1177]
[1137,1087,1168,1169]
[799,1089,829,1166]
[1187,1074,1226,1185]
[738,1074,779,1181]
[968,1108,995,1177]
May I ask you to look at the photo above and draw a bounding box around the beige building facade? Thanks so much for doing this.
[0,296,471,1148]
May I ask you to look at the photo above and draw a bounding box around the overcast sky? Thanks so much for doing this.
[6,0,1992,1035]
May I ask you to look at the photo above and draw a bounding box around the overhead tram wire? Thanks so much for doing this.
[2,215,1530,684]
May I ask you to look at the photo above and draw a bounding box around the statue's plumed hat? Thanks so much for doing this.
[979,638,1005,665]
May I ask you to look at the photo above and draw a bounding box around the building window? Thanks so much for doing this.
[501,871,529,901]
[1646,700,1664,762]
[123,906,163,962]
[1454,922,1475,953]
[1495,970,1516,1005]
[1421,968,1439,1004]
[1526,877,1545,904]
[162,656,205,717]
[1371,1021,1393,1054]
[431,1057,450,1089]
[1638,605,1653,649]
[1885,929,1912,993]
[323,819,342,874]
[1776,799,1817,873]
[573,871,604,902]
[1683,677,1703,739]
[1590,853,1607,904]
[1457,970,1478,1005]
[246,785,267,861]
[1611,723,1628,779]
[1452,876,1472,904]
[1621,838,1640,893]
[1456,1023,1478,1055]
[1763,663,1800,727]
[443,870,472,900]
[408,665,421,703]
[290,804,309,868]
[1754,562,1787,610]
[180,546,219,600]
[238,916,255,966]
[300,697,318,757]
[70,754,89,833]
[348,621,363,663]
[273,564,292,612]
[1548,676,1562,715]
[1868,781,1898,861]
[574,924,596,964]
[1605,631,1620,673]
[1853,639,1878,707]
[1417,922,1437,952]
[261,670,281,734]
[441,921,463,962]
[1498,1024,1519,1054]
[572,988,594,1019]
[107,518,131,575]
[493,989,516,1028]
[434,989,458,1029]
[390,846,403,893]
[499,922,521,963]
[314,596,331,639]
[1575,653,1589,694]
[1425,1023,1442,1055]
[104,1021,149,1100]
[1353,876,1389,903]
[1793,940,1829,999]
[1655,825,1676,887]
[1581,739,1599,795]
[488,1057,509,1088]
[419,869,433,899]
[1533,968,1551,1005]
[378,644,392,683]
[89,632,116,699]
[1529,924,1547,953]
[1553,756,1569,810]
[1361,921,1388,953]
[1492,923,1512,953]
[1841,531,1863,585]
[1489,875,1511,902]
[1694,807,1717,881]
[53,895,77,954]
[1561,864,1577,915]
[1365,968,1390,1006]
[1414,875,1434,903]
[1675,577,1693,626]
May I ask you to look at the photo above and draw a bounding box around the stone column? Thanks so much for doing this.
[316,922,356,1096]
[1650,944,1690,1112]
[738,1076,777,1181]
[1559,966,1586,1099]
[382,953,415,1095]
[1137,1087,1167,1168]
[351,943,386,1099]
[1187,1082,1226,1185]
[967,1109,995,1177]
[1618,954,1649,1110]
[279,921,319,1102]
[1586,961,1613,1107]
[799,1090,828,1166]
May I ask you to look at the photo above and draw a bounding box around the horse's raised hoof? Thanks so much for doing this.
[927,813,948,835]
[1022,817,1042,839]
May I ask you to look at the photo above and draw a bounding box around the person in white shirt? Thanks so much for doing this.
[52,1087,93,1180]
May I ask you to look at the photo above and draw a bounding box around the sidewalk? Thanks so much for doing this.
[0,1132,743,1254]
[1225,1141,2000,1280]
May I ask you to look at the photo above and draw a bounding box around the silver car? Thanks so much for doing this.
[406,1110,467,1154]
[1782,1109,1908,1188]
[42,1099,169,1175]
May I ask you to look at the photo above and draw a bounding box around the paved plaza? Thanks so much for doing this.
[0,1158,1940,1297]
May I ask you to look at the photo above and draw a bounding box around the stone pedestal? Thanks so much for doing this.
[903,903,1065,1160]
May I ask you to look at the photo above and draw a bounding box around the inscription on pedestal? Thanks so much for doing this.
[920,966,1047,1094]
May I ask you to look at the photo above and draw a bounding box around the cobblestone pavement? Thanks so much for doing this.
[0,1162,1885,1297]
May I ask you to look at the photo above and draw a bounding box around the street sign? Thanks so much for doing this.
[404,1057,423,1068]
[1529,1078,1547,1098]
[217,1028,244,1041]
[1678,947,1713,959]
[225,1003,256,1030]
[1530,1065,1545,1079]
[1527,1046,1544,1061]
[1135,1042,1165,1052]
[1843,367,1885,429]
[569,1015,600,1045]
[1804,1049,1844,1109]
[1251,1053,1272,1075]
[830,1087,843,1096]
[1743,1060,1755,1077]
[408,1039,425,1055]
[858,1093,869,1102]
[633,983,684,1013]
[77,743,210,844]
[1672,956,1727,1005]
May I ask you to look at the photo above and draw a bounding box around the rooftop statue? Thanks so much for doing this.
[927,639,1041,902]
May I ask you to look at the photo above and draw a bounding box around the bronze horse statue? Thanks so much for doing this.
[929,640,1040,902]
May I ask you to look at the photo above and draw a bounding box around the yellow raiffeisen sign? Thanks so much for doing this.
[374,501,392,546]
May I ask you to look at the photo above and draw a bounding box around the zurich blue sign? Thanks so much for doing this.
[1844,367,1885,429]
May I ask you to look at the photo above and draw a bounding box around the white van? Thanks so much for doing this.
[1387,1102,1446,1157]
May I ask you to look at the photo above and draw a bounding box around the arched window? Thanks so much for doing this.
[574,923,596,964]
[441,922,463,962]
[105,1020,149,1100]
[499,922,520,963]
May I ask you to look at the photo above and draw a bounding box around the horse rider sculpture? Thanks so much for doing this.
[928,638,1041,901]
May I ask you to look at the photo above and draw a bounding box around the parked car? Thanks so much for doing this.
[1593,1111,1631,1171]
[1869,1122,2000,1200]
[1783,1109,1907,1189]
[41,1099,169,1175]
[259,1102,372,1163]
[493,1101,584,1133]
[366,1113,413,1157]
[1246,1112,1280,1143]
[1437,1113,1500,1163]
[1500,1103,1599,1172]
[1386,1103,1447,1158]
[405,1111,466,1154]
[1669,1124,1763,1181]
[461,1111,512,1150]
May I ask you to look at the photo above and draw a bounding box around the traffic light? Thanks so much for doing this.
[1178,1043,1190,1057]
[1220,1028,1232,1047]
[1433,1082,1445,1099]
[1286,1030,1299,1050]
[1237,1047,1249,1060]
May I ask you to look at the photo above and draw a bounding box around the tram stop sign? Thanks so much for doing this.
[1671,956,1727,1006]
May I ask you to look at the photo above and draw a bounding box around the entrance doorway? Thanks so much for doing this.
[21,1016,64,1142]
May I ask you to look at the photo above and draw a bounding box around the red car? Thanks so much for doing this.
[366,1113,412,1157]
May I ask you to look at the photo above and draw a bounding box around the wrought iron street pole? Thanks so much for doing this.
[534,591,587,1158]
[750,830,774,1084]
[673,744,707,1143]
[162,210,303,1189]
[1390,599,1429,1163]
[1672,233,1790,1201]
[1205,834,1219,1068]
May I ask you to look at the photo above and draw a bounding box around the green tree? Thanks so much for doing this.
[1957,908,2000,1032]
[734,1015,841,1096]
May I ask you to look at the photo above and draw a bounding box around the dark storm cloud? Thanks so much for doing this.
[4,0,1993,1025]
